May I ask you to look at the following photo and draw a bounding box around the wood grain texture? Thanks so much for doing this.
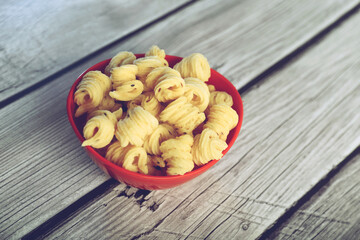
[266,153,360,240]
[43,10,360,240]
[0,0,359,238]
[0,0,190,103]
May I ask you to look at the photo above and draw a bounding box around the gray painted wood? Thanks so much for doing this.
[0,0,359,238]
[266,153,360,240]
[43,10,360,240]
[0,0,190,103]
[113,0,359,90]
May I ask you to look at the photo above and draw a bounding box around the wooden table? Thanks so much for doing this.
[1,1,359,239]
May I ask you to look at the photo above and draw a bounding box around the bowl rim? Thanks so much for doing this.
[66,54,243,180]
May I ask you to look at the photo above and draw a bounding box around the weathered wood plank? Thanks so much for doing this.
[0,0,359,238]
[0,0,190,104]
[43,10,360,240]
[265,153,360,240]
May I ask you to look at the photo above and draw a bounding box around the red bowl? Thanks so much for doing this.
[67,54,243,190]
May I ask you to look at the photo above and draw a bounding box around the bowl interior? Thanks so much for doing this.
[67,54,243,189]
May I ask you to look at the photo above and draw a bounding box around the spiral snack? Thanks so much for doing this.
[174,53,211,82]
[160,134,194,175]
[204,104,239,141]
[74,71,111,117]
[192,128,228,166]
[160,97,205,135]
[144,67,185,102]
[115,106,159,147]
[109,80,144,101]
[145,67,181,90]
[86,110,117,126]
[82,110,117,148]
[88,94,119,116]
[184,77,210,112]
[144,123,177,155]
[106,142,149,173]
[127,94,144,110]
[105,51,136,76]
[208,91,233,107]
[127,92,162,116]
[207,84,216,92]
[145,45,166,59]
[112,103,124,120]
[133,56,168,84]
[110,64,138,88]
[141,92,163,116]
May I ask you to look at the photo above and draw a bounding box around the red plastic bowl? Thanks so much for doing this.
[67,54,243,190]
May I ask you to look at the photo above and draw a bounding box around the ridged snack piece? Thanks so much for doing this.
[204,104,238,141]
[208,91,233,107]
[144,123,177,155]
[160,96,205,135]
[82,110,117,148]
[184,77,210,112]
[115,106,159,147]
[105,51,136,76]
[74,71,111,117]
[174,53,211,82]
[145,67,185,102]
[133,56,169,87]
[106,141,157,175]
[145,45,166,59]
[192,128,228,166]
[160,134,194,175]
[109,65,143,101]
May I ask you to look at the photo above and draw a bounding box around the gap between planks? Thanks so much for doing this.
[21,3,360,239]
[258,146,360,240]
[0,0,197,109]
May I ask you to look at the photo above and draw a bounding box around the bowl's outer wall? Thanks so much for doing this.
[67,54,243,190]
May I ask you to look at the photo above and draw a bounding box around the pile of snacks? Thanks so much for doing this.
[74,45,238,176]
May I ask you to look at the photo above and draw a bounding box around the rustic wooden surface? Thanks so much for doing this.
[0,0,190,104]
[266,153,360,240]
[42,9,360,239]
[0,0,359,239]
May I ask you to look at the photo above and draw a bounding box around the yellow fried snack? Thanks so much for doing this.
[160,134,194,175]
[141,92,163,116]
[82,110,117,148]
[106,142,156,174]
[173,53,211,82]
[111,64,138,88]
[127,94,144,110]
[115,106,159,147]
[204,104,238,141]
[145,67,181,90]
[109,65,144,101]
[207,84,216,92]
[86,110,117,125]
[144,123,177,155]
[109,80,144,101]
[145,67,185,103]
[160,96,205,135]
[112,103,124,120]
[145,45,166,59]
[192,128,228,166]
[74,71,111,117]
[134,56,168,83]
[184,77,210,112]
[105,51,136,76]
[208,91,233,107]
[127,92,163,117]
[87,93,120,116]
